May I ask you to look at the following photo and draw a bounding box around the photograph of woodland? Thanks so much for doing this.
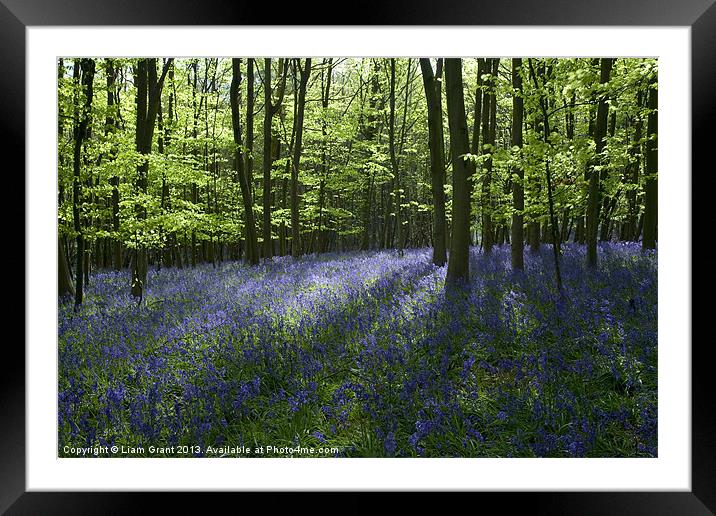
[58,57,657,458]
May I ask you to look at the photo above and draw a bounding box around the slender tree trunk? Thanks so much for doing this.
[262,58,288,259]
[600,98,619,241]
[586,58,613,267]
[576,102,596,245]
[478,60,492,250]
[419,58,447,266]
[316,179,327,252]
[470,59,485,159]
[188,63,199,267]
[529,59,562,292]
[246,58,255,200]
[642,75,658,249]
[528,58,563,290]
[164,62,176,267]
[291,58,311,258]
[389,59,403,255]
[276,134,288,257]
[396,60,414,252]
[561,94,575,244]
[72,58,95,309]
[58,59,75,298]
[135,59,150,281]
[482,58,499,254]
[510,58,525,270]
[623,94,643,241]
[104,59,123,271]
[315,58,333,254]
[360,60,379,251]
[157,94,169,269]
[560,207,571,243]
[231,59,259,265]
[470,59,485,246]
[262,58,273,259]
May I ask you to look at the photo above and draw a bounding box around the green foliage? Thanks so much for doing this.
[58,57,657,257]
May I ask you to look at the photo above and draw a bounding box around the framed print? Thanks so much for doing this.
[5,0,712,513]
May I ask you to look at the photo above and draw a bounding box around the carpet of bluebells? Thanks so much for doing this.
[58,243,657,457]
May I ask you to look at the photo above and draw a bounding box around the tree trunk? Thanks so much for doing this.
[389,59,402,255]
[600,98,619,241]
[622,94,643,241]
[291,58,311,258]
[482,58,499,254]
[575,217,585,243]
[445,58,474,284]
[528,58,563,291]
[586,58,613,267]
[59,238,75,297]
[246,58,255,201]
[72,58,95,309]
[470,59,485,247]
[133,58,172,290]
[104,59,123,271]
[262,58,273,259]
[315,58,333,254]
[230,59,259,265]
[419,58,447,266]
[262,58,288,259]
[510,58,525,270]
[642,75,658,250]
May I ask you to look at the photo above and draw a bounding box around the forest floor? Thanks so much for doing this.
[58,243,657,457]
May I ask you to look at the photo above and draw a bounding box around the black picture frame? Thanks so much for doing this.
[5,0,710,513]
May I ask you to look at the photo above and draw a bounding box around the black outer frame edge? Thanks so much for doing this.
[0,0,714,26]
[0,1,26,515]
[5,0,713,513]
[2,492,715,515]
[691,0,716,513]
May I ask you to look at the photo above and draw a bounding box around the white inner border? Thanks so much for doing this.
[26,27,691,491]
